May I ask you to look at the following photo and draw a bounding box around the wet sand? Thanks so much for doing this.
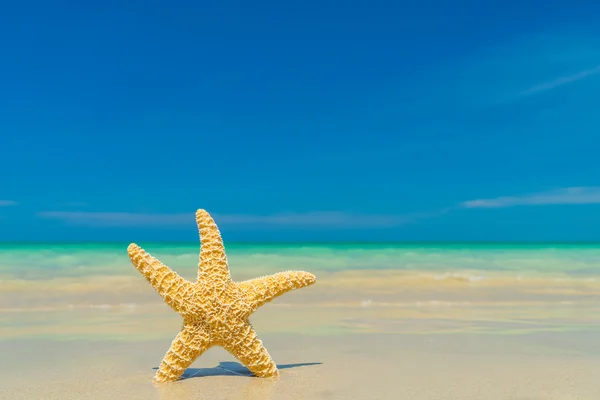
[2,268,600,399]
[3,332,600,399]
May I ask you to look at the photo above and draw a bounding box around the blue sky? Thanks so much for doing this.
[2,0,600,242]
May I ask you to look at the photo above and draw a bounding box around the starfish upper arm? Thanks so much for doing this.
[237,271,316,316]
[127,243,194,313]
[196,209,231,284]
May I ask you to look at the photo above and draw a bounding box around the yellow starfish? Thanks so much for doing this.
[127,209,317,383]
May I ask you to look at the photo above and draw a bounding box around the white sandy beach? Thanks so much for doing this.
[3,265,600,399]
[3,331,600,399]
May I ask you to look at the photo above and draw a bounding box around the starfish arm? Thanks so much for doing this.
[154,323,212,383]
[196,209,231,284]
[237,271,316,315]
[127,243,194,313]
[223,322,279,378]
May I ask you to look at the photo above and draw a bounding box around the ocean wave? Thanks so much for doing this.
[2,269,600,297]
[2,244,600,282]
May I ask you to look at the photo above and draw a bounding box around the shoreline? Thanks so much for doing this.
[3,245,600,398]
[3,267,600,342]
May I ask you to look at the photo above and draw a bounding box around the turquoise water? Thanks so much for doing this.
[3,243,600,340]
[2,243,600,280]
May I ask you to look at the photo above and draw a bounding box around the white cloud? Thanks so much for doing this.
[0,200,17,207]
[215,212,413,228]
[38,187,600,229]
[520,64,600,96]
[37,211,190,227]
[37,210,415,229]
[62,202,88,207]
[461,187,600,209]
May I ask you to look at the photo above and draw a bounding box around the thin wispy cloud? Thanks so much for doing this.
[62,201,88,207]
[461,187,600,209]
[38,211,191,227]
[0,200,18,207]
[520,64,600,96]
[215,212,412,228]
[38,187,600,230]
[37,210,418,229]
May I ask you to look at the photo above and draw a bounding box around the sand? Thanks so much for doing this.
[2,267,600,399]
[2,332,600,399]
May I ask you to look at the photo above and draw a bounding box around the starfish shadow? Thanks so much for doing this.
[152,361,322,380]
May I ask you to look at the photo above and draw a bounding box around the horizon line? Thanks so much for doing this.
[2,240,600,246]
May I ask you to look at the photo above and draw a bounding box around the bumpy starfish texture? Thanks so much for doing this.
[127,209,316,383]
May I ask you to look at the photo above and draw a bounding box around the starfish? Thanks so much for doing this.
[127,209,317,383]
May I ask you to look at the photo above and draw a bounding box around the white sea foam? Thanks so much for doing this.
[360,299,373,308]
[433,273,485,282]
